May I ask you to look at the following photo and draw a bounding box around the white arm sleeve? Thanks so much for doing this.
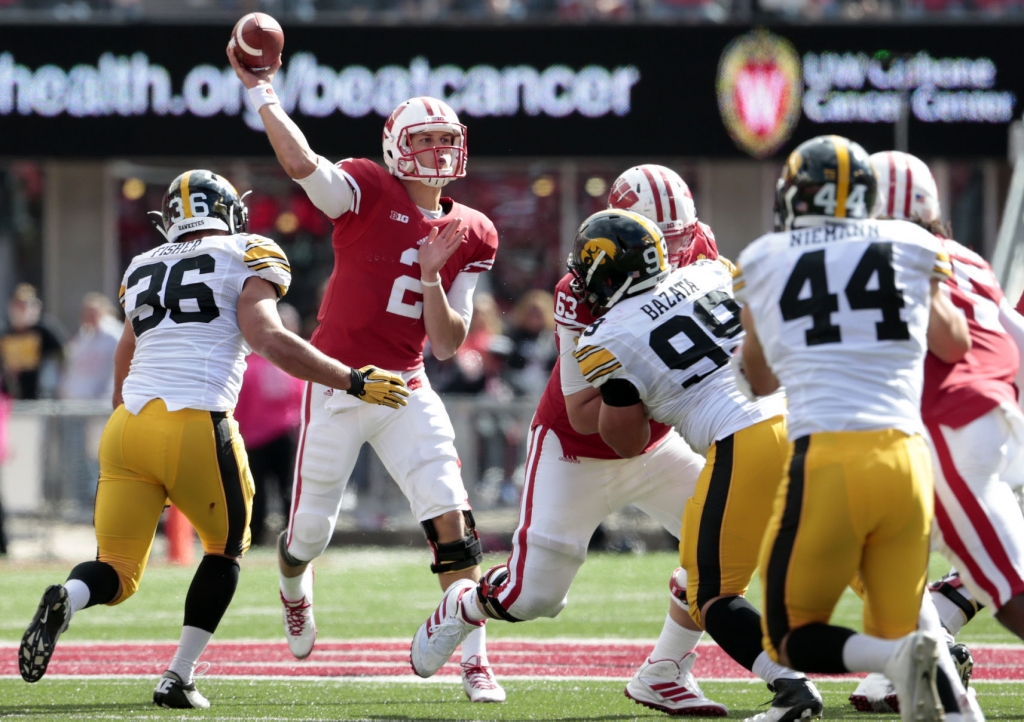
[558,325,591,396]
[293,155,355,220]
[999,298,1024,400]
[448,272,479,330]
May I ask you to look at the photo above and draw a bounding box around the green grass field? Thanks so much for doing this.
[1,549,1021,720]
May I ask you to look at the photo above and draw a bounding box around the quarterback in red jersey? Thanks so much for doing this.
[868,152,1024,635]
[228,51,503,701]
[410,165,807,715]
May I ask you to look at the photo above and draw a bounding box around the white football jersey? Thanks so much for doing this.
[118,233,291,414]
[734,218,952,440]
[574,260,786,455]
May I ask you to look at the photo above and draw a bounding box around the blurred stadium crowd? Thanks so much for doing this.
[3,0,1024,25]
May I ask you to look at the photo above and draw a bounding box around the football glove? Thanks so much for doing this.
[346,366,410,409]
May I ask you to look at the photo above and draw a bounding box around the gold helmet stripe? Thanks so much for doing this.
[833,137,850,218]
[181,171,193,218]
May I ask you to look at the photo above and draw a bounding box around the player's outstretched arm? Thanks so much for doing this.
[997,298,1024,400]
[111,317,136,410]
[927,278,971,364]
[226,47,317,180]
[238,277,408,408]
[739,305,780,397]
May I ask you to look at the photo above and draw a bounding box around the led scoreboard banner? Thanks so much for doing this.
[0,24,1018,158]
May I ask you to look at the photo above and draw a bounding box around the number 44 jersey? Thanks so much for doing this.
[574,259,786,456]
[734,218,951,440]
[118,233,291,415]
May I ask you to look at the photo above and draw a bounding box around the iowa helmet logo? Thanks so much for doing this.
[581,237,618,267]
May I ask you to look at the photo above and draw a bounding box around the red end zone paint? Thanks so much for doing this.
[3,640,1024,680]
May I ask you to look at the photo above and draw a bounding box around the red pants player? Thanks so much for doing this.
[847,150,1024,716]
[228,50,503,701]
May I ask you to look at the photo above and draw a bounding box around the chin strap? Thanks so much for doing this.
[147,211,169,241]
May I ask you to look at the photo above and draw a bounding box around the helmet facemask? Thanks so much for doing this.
[382,97,470,189]
[392,123,467,188]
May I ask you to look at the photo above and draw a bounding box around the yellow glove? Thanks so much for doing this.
[346,365,410,409]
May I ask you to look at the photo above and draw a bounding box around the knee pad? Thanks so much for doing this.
[278,531,311,568]
[287,514,331,562]
[929,571,984,624]
[669,567,690,613]
[422,510,483,575]
[477,564,522,623]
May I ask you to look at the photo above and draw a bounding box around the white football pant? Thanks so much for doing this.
[285,371,469,563]
[493,425,704,621]
[930,403,1024,610]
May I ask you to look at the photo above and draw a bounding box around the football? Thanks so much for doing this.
[229,12,284,73]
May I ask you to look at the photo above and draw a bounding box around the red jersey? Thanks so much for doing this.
[922,238,1020,428]
[1017,291,1024,315]
[311,159,498,371]
[533,224,720,460]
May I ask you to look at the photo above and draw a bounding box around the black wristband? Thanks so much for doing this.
[346,367,364,397]
[600,378,641,407]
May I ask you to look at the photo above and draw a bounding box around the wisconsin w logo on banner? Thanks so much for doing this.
[717,29,802,159]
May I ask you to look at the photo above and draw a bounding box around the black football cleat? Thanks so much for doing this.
[19,584,71,683]
[153,671,211,709]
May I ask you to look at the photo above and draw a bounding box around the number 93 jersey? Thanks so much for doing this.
[118,233,291,415]
[574,259,786,456]
[734,218,951,440]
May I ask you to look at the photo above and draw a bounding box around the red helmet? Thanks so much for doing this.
[382,97,467,187]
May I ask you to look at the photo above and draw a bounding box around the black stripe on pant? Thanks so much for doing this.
[766,435,810,655]
[695,434,735,613]
[212,411,247,557]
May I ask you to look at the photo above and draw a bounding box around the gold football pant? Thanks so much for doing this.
[95,400,253,605]
[760,429,934,662]
[681,414,788,628]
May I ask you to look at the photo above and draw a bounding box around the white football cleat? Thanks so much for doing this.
[410,578,482,678]
[883,631,942,722]
[625,654,728,716]
[281,584,316,660]
[461,655,506,703]
[849,672,899,713]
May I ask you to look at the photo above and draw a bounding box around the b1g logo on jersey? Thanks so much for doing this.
[717,29,802,159]
[390,210,409,224]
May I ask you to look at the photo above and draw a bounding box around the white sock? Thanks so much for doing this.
[279,566,313,603]
[930,591,967,636]
[842,634,897,673]
[649,614,703,663]
[460,588,488,624]
[752,650,804,683]
[64,579,90,616]
[920,592,967,701]
[167,625,213,684]
[461,625,488,665]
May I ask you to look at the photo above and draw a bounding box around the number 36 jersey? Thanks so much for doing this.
[118,233,291,415]
[734,218,951,440]
[574,260,786,456]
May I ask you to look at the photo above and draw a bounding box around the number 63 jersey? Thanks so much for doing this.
[734,218,951,440]
[574,259,786,456]
[118,233,291,415]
